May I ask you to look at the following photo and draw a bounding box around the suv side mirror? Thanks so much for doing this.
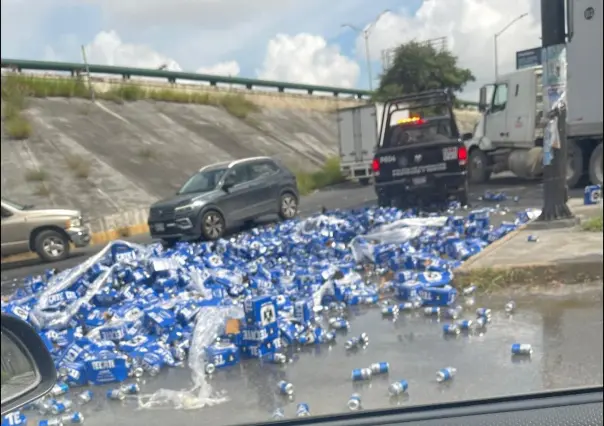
[462,132,473,141]
[222,175,236,191]
[1,314,57,416]
[478,86,488,112]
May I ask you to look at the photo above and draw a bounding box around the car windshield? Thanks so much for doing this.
[177,168,227,194]
[1,198,26,210]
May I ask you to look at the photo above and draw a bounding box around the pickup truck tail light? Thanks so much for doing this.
[372,158,380,173]
[457,146,468,166]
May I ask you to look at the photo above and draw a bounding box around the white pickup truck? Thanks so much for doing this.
[466,0,602,187]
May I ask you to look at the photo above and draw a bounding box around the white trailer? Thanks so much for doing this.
[467,0,603,187]
[337,103,410,185]
[337,103,381,185]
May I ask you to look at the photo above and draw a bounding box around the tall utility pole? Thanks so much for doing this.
[342,9,390,92]
[494,13,528,79]
[538,0,573,222]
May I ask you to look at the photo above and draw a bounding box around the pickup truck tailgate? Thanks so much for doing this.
[376,142,465,181]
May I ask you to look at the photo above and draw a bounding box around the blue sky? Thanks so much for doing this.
[1,0,541,95]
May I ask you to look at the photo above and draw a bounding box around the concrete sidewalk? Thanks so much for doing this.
[455,201,603,287]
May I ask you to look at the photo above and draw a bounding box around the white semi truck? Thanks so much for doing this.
[466,0,603,187]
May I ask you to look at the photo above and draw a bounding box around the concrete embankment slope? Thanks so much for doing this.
[1,78,480,224]
[1,98,351,220]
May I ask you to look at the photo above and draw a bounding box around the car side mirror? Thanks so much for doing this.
[1,314,57,416]
[462,132,473,141]
[478,86,488,112]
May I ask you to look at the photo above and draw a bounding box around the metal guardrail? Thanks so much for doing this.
[0,58,479,107]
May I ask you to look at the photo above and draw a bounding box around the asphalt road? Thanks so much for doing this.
[18,285,604,425]
[1,173,581,288]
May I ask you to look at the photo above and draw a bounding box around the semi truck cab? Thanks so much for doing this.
[467,0,602,187]
[466,67,545,184]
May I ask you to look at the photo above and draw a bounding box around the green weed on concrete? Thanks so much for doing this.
[2,74,260,119]
[296,157,345,195]
[582,214,603,232]
[1,75,32,139]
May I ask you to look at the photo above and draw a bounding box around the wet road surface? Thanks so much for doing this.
[22,285,603,426]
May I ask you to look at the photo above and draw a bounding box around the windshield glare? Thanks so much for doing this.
[178,168,227,194]
[1,198,25,210]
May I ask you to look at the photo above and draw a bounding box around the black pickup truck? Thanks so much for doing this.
[373,90,470,209]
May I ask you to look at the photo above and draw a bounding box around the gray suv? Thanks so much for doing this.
[148,157,299,243]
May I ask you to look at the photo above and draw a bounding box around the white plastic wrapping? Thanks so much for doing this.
[350,216,449,263]
[138,305,243,410]
[30,240,151,330]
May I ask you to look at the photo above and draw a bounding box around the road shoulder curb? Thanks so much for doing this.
[456,222,529,273]
[453,259,604,288]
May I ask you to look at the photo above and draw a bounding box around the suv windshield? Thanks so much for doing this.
[177,168,227,194]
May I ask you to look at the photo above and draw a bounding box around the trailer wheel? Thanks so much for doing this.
[468,149,491,184]
[566,140,584,188]
[588,142,603,186]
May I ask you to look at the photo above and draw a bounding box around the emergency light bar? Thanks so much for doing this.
[397,116,425,125]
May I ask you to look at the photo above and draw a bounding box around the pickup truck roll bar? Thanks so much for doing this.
[377,89,459,148]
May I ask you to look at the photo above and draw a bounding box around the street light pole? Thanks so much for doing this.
[494,13,528,80]
[363,31,373,92]
[342,9,390,92]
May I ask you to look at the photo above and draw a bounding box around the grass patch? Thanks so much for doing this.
[2,74,260,119]
[452,268,532,293]
[25,169,47,182]
[218,94,259,119]
[2,74,33,140]
[453,263,603,292]
[4,113,32,139]
[64,154,91,179]
[581,215,603,232]
[295,157,345,195]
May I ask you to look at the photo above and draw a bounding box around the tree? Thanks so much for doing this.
[374,41,475,101]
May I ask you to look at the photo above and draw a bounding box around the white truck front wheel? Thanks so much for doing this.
[588,142,603,186]
[468,149,491,184]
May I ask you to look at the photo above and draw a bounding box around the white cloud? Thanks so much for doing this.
[197,61,240,77]
[363,0,542,99]
[85,30,182,71]
[81,30,357,89]
[257,33,360,87]
[83,30,242,76]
